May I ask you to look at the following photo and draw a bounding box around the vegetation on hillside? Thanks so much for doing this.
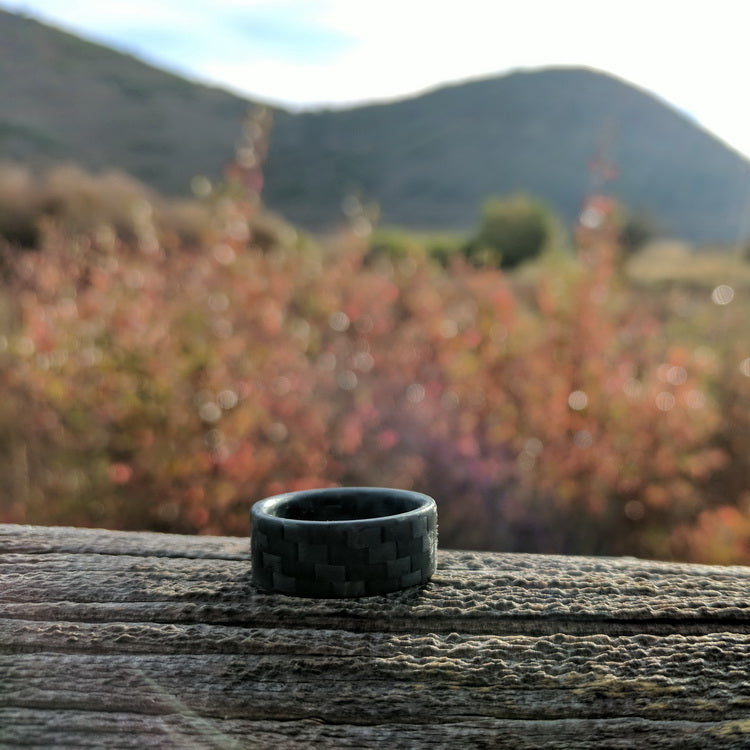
[1,136,749,565]
[0,163,215,250]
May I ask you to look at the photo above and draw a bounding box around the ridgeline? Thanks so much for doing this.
[2,8,750,243]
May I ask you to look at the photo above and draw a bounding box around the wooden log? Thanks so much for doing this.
[1,524,749,748]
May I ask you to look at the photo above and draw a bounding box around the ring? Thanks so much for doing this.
[251,487,438,597]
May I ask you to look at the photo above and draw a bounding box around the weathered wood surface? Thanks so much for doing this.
[1,524,749,748]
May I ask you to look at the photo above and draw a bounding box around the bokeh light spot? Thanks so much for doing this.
[568,390,588,410]
[525,437,543,455]
[218,389,238,410]
[573,430,593,448]
[317,352,337,372]
[685,390,707,409]
[655,391,676,411]
[666,366,688,386]
[190,175,212,197]
[267,422,288,442]
[623,378,643,400]
[353,351,374,372]
[337,370,358,390]
[329,311,350,332]
[199,402,222,423]
[517,450,536,472]
[211,243,236,265]
[439,318,458,338]
[441,390,459,409]
[406,383,426,403]
[711,284,734,305]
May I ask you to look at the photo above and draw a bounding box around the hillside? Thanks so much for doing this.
[265,70,750,242]
[0,9,248,192]
[2,8,750,242]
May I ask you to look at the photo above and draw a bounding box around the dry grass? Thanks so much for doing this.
[626,240,750,289]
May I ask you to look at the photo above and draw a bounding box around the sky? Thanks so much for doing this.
[5,0,750,159]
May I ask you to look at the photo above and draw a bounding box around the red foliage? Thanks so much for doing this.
[1,178,749,563]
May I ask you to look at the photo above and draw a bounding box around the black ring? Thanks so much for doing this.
[251,487,438,597]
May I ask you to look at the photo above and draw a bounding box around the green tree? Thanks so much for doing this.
[465,194,554,269]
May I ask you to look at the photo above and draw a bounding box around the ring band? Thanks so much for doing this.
[251,487,438,597]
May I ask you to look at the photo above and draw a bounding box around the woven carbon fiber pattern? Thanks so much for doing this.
[251,488,437,598]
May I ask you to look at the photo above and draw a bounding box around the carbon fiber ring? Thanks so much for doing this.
[251,487,438,597]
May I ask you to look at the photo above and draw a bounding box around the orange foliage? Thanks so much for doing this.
[1,174,749,563]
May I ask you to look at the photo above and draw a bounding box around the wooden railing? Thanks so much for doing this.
[1,524,749,748]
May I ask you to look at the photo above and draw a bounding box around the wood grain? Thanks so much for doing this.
[1,524,749,748]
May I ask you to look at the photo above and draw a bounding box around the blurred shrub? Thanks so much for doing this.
[0,163,216,253]
[0,168,749,563]
[0,164,40,247]
[464,194,556,269]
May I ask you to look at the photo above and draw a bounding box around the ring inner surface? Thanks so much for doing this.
[275,492,420,522]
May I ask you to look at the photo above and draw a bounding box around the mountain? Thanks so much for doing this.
[0,9,248,192]
[265,71,750,242]
[2,8,750,243]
